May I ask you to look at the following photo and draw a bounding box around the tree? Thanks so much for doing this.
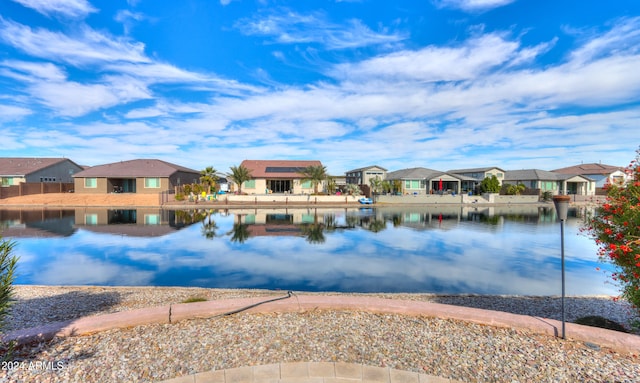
[1,236,18,342]
[505,183,526,195]
[228,165,253,195]
[199,166,219,194]
[584,147,640,314]
[346,183,362,196]
[480,175,501,193]
[381,180,392,195]
[298,165,328,194]
[326,176,337,194]
[392,180,402,195]
[200,212,219,239]
[370,176,382,195]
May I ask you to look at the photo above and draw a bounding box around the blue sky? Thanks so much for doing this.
[1,0,639,174]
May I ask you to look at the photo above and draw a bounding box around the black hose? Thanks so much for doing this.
[169,291,295,323]
[212,290,295,318]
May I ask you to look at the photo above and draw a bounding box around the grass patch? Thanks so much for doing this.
[574,315,628,333]
[181,296,208,303]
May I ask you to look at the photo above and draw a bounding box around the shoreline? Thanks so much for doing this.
[2,285,639,383]
[6,285,638,334]
[0,192,604,209]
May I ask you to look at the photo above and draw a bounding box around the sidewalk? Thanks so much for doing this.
[158,362,461,383]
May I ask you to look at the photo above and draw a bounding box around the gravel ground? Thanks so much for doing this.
[1,286,640,383]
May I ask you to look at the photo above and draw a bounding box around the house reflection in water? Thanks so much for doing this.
[74,208,187,237]
[232,209,321,237]
[0,208,77,237]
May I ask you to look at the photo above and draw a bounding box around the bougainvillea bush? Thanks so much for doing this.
[584,147,640,313]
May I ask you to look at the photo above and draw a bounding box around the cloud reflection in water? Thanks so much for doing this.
[7,207,617,296]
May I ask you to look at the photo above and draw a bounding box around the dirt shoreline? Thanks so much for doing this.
[0,192,596,209]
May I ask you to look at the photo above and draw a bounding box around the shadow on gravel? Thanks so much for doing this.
[431,295,639,333]
[6,290,123,332]
[1,290,122,365]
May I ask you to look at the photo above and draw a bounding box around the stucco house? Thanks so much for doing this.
[72,159,200,194]
[504,169,595,195]
[345,165,387,186]
[238,160,325,194]
[0,157,84,186]
[552,163,628,189]
[448,167,506,192]
[385,167,472,195]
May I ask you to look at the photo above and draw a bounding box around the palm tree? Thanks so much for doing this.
[392,180,402,195]
[505,183,526,195]
[200,166,219,194]
[228,223,251,243]
[298,165,328,194]
[301,223,326,244]
[228,165,253,194]
[326,176,337,194]
[369,176,382,201]
[346,183,361,196]
[200,212,218,239]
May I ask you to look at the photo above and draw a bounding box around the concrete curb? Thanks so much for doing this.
[3,295,639,355]
[156,361,465,383]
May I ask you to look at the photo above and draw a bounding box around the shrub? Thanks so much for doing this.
[182,296,207,303]
[1,236,19,360]
[480,175,501,193]
[583,147,640,314]
[0,237,18,330]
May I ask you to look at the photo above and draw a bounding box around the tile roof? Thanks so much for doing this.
[240,160,323,178]
[73,159,199,178]
[505,169,569,181]
[448,166,506,174]
[345,165,388,173]
[0,157,78,176]
[386,167,444,179]
[552,163,624,175]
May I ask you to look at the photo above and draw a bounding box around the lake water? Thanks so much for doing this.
[0,205,618,296]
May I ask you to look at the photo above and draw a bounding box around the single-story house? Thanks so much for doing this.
[345,165,387,186]
[448,167,506,192]
[72,159,200,194]
[0,157,84,186]
[385,167,473,195]
[238,160,325,194]
[504,169,595,195]
[552,163,628,188]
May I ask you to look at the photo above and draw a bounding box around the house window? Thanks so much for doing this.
[84,214,98,225]
[145,214,161,225]
[1,177,13,186]
[85,178,97,188]
[145,178,161,188]
[404,180,421,189]
[301,180,312,188]
[244,180,255,188]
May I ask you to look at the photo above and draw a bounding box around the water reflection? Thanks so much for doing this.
[0,206,614,296]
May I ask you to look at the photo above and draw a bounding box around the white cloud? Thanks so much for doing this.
[10,0,97,19]
[0,17,149,66]
[434,0,515,12]
[0,60,67,81]
[0,104,32,120]
[114,9,146,35]
[28,76,151,117]
[569,17,640,64]
[236,10,407,50]
[330,33,522,82]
